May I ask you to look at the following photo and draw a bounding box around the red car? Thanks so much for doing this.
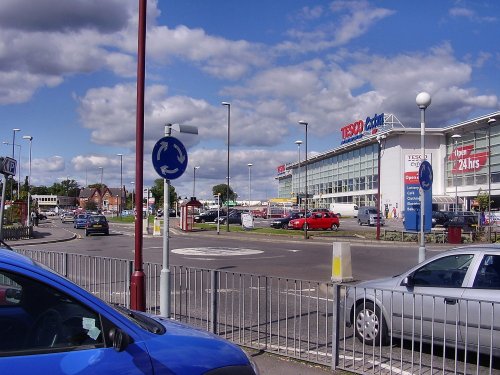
[288,212,340,231]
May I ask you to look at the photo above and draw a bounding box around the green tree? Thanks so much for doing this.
[212,184,236,204]
[31,185,50,195]
[149,179,178,209]
[477,191,490,211]
[85,201,98,211]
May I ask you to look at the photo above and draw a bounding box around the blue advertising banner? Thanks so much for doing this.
[404,154,432,232]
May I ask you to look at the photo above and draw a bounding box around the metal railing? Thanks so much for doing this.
[14,249,499,374]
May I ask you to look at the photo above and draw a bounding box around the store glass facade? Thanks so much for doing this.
[280,143,380,208]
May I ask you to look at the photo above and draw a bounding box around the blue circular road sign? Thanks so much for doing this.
[418,160,433,191]
[152,136,188,180]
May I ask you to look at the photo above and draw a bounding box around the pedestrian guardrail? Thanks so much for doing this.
[14,249,498,374]
[2,225,32,240]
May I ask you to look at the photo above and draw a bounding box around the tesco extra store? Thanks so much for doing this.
[276,111,500,218]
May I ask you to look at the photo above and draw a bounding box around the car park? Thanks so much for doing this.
[73,213,88,229]
[85,215,109,236]
[0,248,259,375]
[288,212,339,231]
[194,210,219,223]
[270,211,305,229]
[345,245,500,355]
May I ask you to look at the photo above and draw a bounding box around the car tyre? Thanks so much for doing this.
[281,223,288,229]
[85,231,89,237]
[331,223,339,231]
[201,219,206,223]
[354,301,388,346]
[358,219,362,226]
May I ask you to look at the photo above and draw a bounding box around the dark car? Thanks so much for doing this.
[270,212,305,229]
[85,214,109,236]
[194,210,219,223]
[431,211,453,227]
[443,212,478,231]
[217,210,242,225]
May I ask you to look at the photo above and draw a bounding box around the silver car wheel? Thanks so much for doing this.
[355,307,379,342]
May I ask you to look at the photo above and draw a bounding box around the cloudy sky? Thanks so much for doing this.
[0,0,498,201]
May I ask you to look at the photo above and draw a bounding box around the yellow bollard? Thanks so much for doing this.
[331,242,353,283]
[153,219,161,236]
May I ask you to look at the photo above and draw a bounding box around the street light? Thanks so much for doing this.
[487,117,497,240]
[298,120,309,240]
[376,134,386,240]
[117,154,123,219]
[98,167,104,211]
[23,136,33,226]
[247,163,253,206]
[193,166,200,198]
[295,140,302,208]
[451,134,461,212]
[416,91,431,263]
[131,181,135,210]
[11,128,20,159]
[222,101,231,232]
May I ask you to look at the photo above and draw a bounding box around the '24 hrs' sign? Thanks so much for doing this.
[448,144,488,173]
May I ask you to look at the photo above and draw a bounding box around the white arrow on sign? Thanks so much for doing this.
[160,165,179,175]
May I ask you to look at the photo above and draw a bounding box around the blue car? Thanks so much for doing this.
[0,249,259,375]
[73,213,88,229]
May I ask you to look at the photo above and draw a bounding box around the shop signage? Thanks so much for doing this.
[404,154,432,232]
[340,113,384,145]
[449,144,488,173]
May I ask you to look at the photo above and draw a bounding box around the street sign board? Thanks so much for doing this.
[418,160,433,191]
[0,157,16,176]
[152,136,188,180]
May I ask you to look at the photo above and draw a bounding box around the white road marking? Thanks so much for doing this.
[172,247,264,256]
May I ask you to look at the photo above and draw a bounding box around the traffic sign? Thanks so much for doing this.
[152,136,188,180]
[418,160,433,191]
[0,157,16,176]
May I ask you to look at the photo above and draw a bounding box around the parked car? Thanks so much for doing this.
[194,210,219,223]
[357,206,385,226]
[288,212,339,231]
[61,212,74,223]
[0,248,259,375]
[73,213,88,229]
[85,215,109,236]
[432,211,454,227]
[270,211,305,229]
[443,212,478,231]
[345,245,500,355]
[217,210,242,225]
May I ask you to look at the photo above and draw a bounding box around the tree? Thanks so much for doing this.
[85,201,98,211]
[149,178,178,209]
[212,184,236,204]
[476,191,490,212]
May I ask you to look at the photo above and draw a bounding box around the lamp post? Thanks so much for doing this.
[247,163,253,206]
[117,154,123,219]
[23,136,33,226]
[487,118,497,240]
[295,140,302,208]
[451,134,461,212]
[193,166,200,198]
[10,128,20,203]
[222,101,231,232]
[11,128,20,159]
[98,167,104,211]
[131,181,135,210]
[298,120,309,239]
[416,92,431,263]
[376,134,386,240]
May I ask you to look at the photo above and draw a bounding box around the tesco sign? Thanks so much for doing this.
[340,113,384,144]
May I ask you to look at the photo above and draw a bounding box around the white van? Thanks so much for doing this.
[329,203,359,218]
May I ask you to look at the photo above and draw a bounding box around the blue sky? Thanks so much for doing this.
[0,0,499,201]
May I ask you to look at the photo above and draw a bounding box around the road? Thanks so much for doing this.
[24,217,452,282]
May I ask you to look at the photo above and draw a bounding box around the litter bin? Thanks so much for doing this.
[448,225,462,244]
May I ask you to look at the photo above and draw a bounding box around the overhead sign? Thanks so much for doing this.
[340,113,385,144]
[152,136,188,180]
[0,157,16,176]
[418,160,433,191]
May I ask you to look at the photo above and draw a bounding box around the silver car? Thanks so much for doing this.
[345,245,500,355]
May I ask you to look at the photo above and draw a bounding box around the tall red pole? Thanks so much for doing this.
[130,0,147,311]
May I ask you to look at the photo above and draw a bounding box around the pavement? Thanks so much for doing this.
[3,220,455,374]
